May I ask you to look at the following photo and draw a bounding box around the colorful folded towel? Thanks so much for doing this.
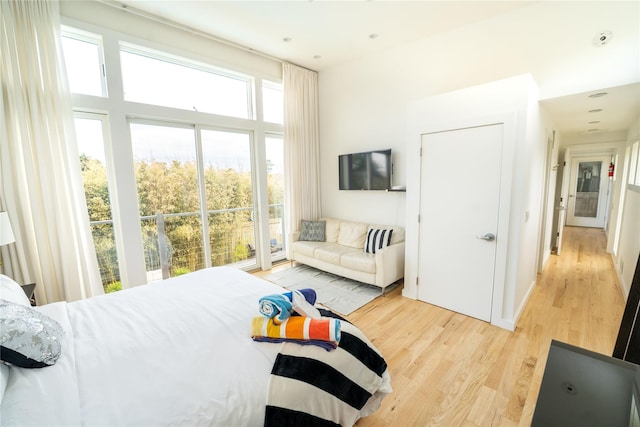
[258,288,320,324]
[258,294,292,324]
[251,316,341,346]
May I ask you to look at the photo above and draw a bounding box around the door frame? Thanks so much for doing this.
[404,113,516,330]
[566,155,611,228]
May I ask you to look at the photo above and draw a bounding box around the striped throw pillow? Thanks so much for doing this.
[364,228,393,254]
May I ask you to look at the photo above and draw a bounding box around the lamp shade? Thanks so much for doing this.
[0,212,15,246]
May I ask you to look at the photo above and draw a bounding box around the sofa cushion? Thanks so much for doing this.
[291,240,326,258]
[340,251,376,274]
[299,220,326,242]
[320,218,341,243]
[315,244,357,265]
[337,221,368,249]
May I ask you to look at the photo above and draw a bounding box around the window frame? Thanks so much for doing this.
[62,19,284,288]
[61,26,108,97]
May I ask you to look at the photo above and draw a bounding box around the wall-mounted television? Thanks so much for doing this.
[339,149,392,190]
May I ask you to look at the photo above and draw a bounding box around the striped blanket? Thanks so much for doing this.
[264,312,392,426]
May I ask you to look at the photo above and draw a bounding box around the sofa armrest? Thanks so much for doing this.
[374,242,405,288]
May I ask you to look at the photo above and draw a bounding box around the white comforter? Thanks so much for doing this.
[2,267,291,426]
[1,267,391,426]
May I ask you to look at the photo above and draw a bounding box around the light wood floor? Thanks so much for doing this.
[255,226,626,426]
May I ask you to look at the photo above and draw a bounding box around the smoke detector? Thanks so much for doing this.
[593,31,612,47]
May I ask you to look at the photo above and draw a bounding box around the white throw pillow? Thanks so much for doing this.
[0,274,30,307]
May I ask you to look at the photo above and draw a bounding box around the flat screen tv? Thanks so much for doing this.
[339,149,392,190]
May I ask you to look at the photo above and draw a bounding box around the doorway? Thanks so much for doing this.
[566,156,610,228]
[417,124,503,322]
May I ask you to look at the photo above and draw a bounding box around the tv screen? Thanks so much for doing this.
[339,149,391,190]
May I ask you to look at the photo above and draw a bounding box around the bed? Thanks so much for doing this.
[0,267,391,426]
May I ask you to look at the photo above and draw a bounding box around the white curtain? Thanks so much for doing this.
[0,0,103,303]
[283,63,322,243]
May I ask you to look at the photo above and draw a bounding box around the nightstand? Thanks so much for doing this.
[20,283,36,306]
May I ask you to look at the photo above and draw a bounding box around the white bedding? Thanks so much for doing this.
[2,267,286,426]
[0,267,391,426]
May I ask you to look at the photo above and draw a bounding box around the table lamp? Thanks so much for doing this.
[0,211,15,246]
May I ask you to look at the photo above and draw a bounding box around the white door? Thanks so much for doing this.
[566,156,610,228]
[418,124,503,322]
[553,157,571,255]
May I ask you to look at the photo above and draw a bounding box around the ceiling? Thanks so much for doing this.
[113,0,639,143]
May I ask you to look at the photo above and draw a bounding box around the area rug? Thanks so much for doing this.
[266,264,395,315]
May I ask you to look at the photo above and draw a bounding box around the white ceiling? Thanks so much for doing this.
[114,0,639,143]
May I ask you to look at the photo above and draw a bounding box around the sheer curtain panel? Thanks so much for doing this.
[283,63,321,244]
[0,0,104,303]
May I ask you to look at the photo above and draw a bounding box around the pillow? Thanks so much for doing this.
[0,300,64,368]
[0,275,30,307]
[364,228,394,254]
[0,362,8,402]
[299,220,326,242]
[320,218,341,243]
[337,221,368,248]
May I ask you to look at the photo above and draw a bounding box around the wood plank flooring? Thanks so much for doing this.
[255,226,626,426]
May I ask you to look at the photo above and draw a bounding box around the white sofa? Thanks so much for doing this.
[289,218,405,291]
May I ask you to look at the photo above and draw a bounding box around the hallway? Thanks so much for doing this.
[347,225,626,426]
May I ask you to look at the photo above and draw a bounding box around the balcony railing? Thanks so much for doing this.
[89,204,285,290]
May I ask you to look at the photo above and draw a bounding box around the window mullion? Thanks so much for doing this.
[195,126,212,268]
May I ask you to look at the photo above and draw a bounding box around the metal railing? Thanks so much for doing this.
[90,204,285,290]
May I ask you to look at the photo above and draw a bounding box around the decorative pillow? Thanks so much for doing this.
[0,362,8,402]
[299,220,326,242]
[364,228,394,254]
[0,300,64,368]
[0,275,30,307]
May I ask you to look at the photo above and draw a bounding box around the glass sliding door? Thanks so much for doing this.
[130,121,204,281]
[200,129,257,268]
[74,113,121,292]
[265,135,285,260]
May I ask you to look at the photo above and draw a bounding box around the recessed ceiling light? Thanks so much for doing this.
[588,120,601,124]
[283,37,292,43]
[593,30,612,47]
[587,129,600,132]
[369,34,379,40]
[589,92,608,98]
[313,55,322,60]
[588,108,603,113]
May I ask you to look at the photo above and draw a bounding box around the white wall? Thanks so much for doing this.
[319,1,638,228]
[402,74,548,330]
[615,122,640,297]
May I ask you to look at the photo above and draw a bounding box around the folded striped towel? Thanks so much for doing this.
[258,288,320,324]
[251,316,341,346]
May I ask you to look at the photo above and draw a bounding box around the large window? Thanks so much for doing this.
[62,23,284,288]
[120,45,252,119]
[263,81,283,124]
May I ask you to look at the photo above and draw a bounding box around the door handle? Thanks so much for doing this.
[476,233,495,242]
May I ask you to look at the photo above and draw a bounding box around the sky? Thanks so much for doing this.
[65,34,284,174]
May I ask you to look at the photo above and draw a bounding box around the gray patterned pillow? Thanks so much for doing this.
[0,299,64,368]
[299,220,326,242]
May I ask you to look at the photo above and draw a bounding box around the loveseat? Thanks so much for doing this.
[289,218,405,291]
